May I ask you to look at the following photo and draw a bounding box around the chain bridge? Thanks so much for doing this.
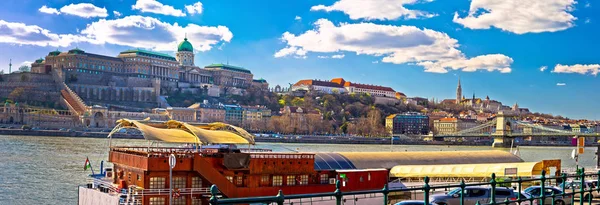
[435,111,600,147]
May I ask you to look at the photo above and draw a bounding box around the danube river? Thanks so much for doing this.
[0,135,597,205]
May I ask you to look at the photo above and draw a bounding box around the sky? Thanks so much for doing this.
[0,0,598,119]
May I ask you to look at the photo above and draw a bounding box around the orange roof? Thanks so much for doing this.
[330,78,395,92]
[438,117,458,122]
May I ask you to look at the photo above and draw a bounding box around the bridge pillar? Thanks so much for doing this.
[492,111,513,148]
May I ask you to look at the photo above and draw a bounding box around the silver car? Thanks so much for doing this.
[431,187,517,205]
[559,180,600,201]
[522,186,572,205]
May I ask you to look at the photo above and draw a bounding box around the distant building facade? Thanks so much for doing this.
[291,79,347,94]
[386,112,430,136]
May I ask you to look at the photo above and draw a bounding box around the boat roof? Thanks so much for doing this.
[389,159,561,178]
[314,150,524,170]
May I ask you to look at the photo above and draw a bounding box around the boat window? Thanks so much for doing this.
[360,176,364,182]
[149,177,166,189]
[273,176,283,186]
[226,176,233,183]
[287,175,296,186]
[173,197,186,205]
[149,197,165,205]
[236,176,243,186]
[192,177,203,188]
[299,175,309,185]
[192,197,202,205]
[368,173,371,181]
[320,174,329,184]
[173,177,186,189]
[261,175,270,186]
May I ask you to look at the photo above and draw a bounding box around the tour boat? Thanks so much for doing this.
[78,119,527,205]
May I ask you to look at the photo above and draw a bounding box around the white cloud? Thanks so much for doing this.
[556,83,567,86]
[113,11,122,17]
[275,19,513,73]
[310,0,436,21]
[540,66,548,72]
[317,56,329,59]
[60,3,108,18]
[39,5,60,15]
[295,16,302,21]
[331,54,345,59]
[372,61,379,64]
[585,18,591,24]
[19,61,33,67]
[81,15,232,52]
[132,0,186,17]
[552,64,600,75]
[185,2,203,15]
[585,2,591,8]
[0,19,94,47]
[453,0,577,34]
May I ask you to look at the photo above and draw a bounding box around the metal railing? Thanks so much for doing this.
[208,169,600,205]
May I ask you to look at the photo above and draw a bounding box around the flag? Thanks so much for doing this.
[84,157,91,171]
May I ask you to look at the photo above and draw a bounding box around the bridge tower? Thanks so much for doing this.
[492,111,512,147]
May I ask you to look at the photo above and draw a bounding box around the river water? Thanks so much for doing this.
[0,135,597,205]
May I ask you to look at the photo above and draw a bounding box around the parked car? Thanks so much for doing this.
[431,186,517,205]
[59,128,68,131]
[522,186,571,205]
[394,200,432,205]
[21,125,31,130]
[559,180,600,201]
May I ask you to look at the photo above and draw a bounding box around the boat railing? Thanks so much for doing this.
[110,146,273,158]
[250,153,315,159]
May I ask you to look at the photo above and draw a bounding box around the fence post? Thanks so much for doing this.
[335,180,342,205]
[490,173,497,205]
[460,180,465,205]
[276,190,285,205]
[209,185,219,205]
[580,168,585,205]
[382,183,389,205]
[540,170,546,205]
[423,176,431,205]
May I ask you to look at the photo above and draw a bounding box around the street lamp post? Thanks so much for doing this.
[169,154,176,205]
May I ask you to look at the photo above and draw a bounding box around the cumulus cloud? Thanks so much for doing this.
[274,19,513,73]
[540,66,548,72]
[38,3,108,18]
[556,83,567,86]
[552,64,600,75]
[132,0,186,17]
[39,5,60,15]
[331,54,345,59]
[60,3,108,18]
[0,19,95,47]
[311,0,436,21]
[453,0,577,34]
[81,15,232,51]
[19,61,33,67]
[113,11,122,17]
[317,56,329,59]
[295,16,302,21]
[185,2,203,15]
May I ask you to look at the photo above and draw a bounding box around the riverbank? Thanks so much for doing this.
[0,128,588,147]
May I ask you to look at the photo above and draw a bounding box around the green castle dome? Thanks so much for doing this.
[177,38,193,52]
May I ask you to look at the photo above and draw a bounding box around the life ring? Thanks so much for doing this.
[172,188,181,198]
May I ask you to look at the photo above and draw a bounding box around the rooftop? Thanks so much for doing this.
[294,79,345,88]
[205,64,252,74]
[120,48,176,61]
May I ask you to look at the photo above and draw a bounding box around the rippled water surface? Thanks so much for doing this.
[0,135,597,204]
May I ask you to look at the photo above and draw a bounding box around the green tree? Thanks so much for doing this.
[18,65,30,72]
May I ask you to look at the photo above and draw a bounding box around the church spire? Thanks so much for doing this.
[456,76,462,104]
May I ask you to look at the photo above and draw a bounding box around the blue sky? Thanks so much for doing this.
[0,0,598,119]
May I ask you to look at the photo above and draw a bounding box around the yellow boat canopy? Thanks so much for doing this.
[113,119,255,145]
[389,159,561,178]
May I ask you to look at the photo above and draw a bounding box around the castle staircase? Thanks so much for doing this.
[52,68,88,116]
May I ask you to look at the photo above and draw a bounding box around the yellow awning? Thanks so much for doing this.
[114,119,254,144]
[389,161,557,178]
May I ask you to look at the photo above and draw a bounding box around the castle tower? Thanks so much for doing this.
[456,77,462,104]
[176,37,194,66]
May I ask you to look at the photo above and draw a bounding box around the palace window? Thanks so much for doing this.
[192,177,203,188]
[172,177,186,189]
[299,175,308,185]
[286,175,296,186]
[149,197,165,205]
[320,174,329,184]
[272,176,283,186]
[149,177,166,189]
